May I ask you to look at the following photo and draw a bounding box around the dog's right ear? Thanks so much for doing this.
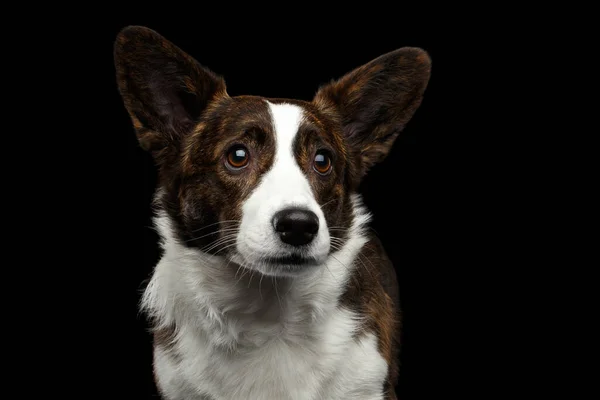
[114,26,227,162]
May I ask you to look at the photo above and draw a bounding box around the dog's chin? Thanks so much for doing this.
[228,252,324,278]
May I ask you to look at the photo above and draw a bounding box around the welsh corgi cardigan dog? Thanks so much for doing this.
[114,26,430,400]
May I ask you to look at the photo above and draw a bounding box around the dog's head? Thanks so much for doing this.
[115,26,430,277]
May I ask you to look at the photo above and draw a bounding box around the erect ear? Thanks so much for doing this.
[314,47,431,178]
[114,26,227,162]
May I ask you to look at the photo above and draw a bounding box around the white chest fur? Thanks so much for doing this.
[142,203,387,399]
[154,308,387,400]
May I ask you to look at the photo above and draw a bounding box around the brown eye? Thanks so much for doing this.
[226,145,250,170]
[313,150,332,175]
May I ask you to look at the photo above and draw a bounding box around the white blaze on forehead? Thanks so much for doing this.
[266,102,313,198]
[235,101,331,273]
[269,102,303,154]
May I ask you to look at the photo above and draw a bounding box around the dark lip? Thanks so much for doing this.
[264,254,318,266]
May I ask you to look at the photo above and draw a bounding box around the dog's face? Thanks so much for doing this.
[115,26,430,277]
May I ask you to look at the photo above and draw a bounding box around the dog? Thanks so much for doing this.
[114,25,430,400]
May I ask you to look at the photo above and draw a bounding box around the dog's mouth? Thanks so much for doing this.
[263,254,318,266]
[227,250,323,277]
[259,253,321,276]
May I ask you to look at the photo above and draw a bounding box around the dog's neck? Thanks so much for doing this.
[142,196,370,350]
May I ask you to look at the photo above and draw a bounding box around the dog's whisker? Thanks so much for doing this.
[330,238,346,249]
[238,263,252,282]
[200,235,237,250]
[234,261,244,280]
[233,248,257,285]
[223,256,235,275]
[328,252,353,280]
[204,238,237,253]
[235,269,250,285]
[329,243,356,272]
[319,198,336,209]
[245,248,261,289]
[234,246,264,295]
[334,246,375,282]
[273,276,283,312]
[201,236,238,253]
[329,242,372,284]
[185,228,240,243]
[210,242,239,257]
[354,251,377,281]
[329,249,363,288]
[248,270,256,287]
[209,244,241,269]
[283,275,295,297]
[235,263,251,284]
[191,220,241,233]
[259,272,265,301]
[323,263,336,280]
[203,238,237,255]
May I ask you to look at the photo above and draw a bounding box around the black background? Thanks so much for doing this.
[65,13,492,400]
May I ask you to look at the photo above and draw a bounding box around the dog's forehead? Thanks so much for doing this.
[212,96,330,138]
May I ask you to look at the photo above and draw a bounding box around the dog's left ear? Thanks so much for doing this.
[314,47,431,178]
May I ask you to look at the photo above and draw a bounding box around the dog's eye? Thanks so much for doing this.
[226,145,250,170]
[313,150,332,175]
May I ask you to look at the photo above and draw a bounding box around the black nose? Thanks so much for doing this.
[272,208,319,246]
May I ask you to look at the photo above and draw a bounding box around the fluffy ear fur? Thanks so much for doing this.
[114,26,227,163]
[314,47,431,178]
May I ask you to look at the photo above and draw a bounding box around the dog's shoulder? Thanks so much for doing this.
[363,234,400,312]
[341,232,399,313]
[340,233,401,395]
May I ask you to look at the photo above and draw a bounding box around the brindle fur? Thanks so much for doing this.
[114,25,430,399]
